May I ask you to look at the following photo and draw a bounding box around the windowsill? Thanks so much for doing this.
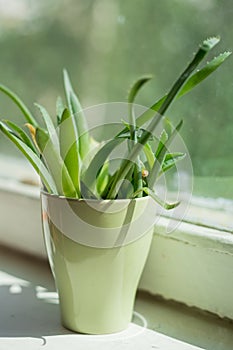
[0,157,233,324]
[140,216,233,320]
[2,245,232,350]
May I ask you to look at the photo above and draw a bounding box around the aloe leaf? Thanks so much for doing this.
[0,121,57,194]
[59,108,80,196]
[146,187,180,209]
[151,37,220,118]
[177,51,231,98]
[0,84,38,127]
[4,120,38,153]
[117,179,133,199]
[35,103,59,151]
[143,143,155,170]
[148,120,183,187]
[63,69,89,160]
[117,165,135,199]
[80,180,98,199]
[133,162,143,197]
[35,127,77,198]
[164,152,185,160]
[127,77,152,196]
[82,138,124,193]
[160,152,186,175]
[96,161,109,196]
[117,127,154,140]
[163,117,173,137]
[202,36,220,50]
[155,130,168,157]
[128,76,152,105]
[107,37,219,199]
[132,187,180,209]
[136,50,231,128]
[56,96,65,124]
[128,76,152,141]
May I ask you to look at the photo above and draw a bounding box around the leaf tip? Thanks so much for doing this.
[128,75,153,103]
[165,201,180,210]
[25,123,36,138]
[201,36,220,52]
[63,68,72,87]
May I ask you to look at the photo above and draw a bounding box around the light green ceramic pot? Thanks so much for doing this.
[41,191,157,334]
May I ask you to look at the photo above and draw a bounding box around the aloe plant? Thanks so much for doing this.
[0,37,231,208]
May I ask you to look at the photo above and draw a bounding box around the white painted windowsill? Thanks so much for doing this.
[0,156,233,349]
[0,246,206,350]
[0,176,233,322]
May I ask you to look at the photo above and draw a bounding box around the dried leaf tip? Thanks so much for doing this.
[25,123,35,136]
[25,123,38,149]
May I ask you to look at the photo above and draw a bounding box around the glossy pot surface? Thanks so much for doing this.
[41,192,156,334]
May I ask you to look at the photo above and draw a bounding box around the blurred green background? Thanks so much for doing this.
[0,0,232,198]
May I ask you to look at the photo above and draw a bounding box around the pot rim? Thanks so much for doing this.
[40,190,149,204]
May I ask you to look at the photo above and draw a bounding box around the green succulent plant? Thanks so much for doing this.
[0,37,231,208]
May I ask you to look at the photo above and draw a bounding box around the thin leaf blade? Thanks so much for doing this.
[59,108,81,196]
[160,152,186,175]
[0,121,57,194]
[56,96,65,125]
[63,69,89,160]
[4,120,38,153]
[0,84,38,126]
[178,51,231,98]
[107,37,220,198]
[132,187,180,210]
[35,103,59,151]
[148,120,183,187]
[36,127,78,198]
[82,138,124,193]
[128,76,152,148]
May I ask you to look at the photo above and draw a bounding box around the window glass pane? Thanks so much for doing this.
[0,0,232,200]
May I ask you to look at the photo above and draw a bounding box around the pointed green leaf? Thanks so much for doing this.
[155,130,168,157]
[178,51,231,98]
[80,180,98,199]
[143,143,155,170]
[128,76,152,143]
[148,120,183,187]
[56,96,65,125]
[59,108,80,196]
[107,36,220,199]
[4,120,38,153]
[163,117,173,137]
[63,69,89,159]
[201,36,220,51]
[36,127,78,198]
[0,121,57,194]
[96,161,109,196]
[0,84,38,126]
[164,152,186,162]
[145,187,180,209]
[132,187,180,210]
[35,103,59,151]
[160,152,186,175]
[133,161,143,197]
[136,52,231,128]
[82,138,124,193]
[128,76,152,105]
